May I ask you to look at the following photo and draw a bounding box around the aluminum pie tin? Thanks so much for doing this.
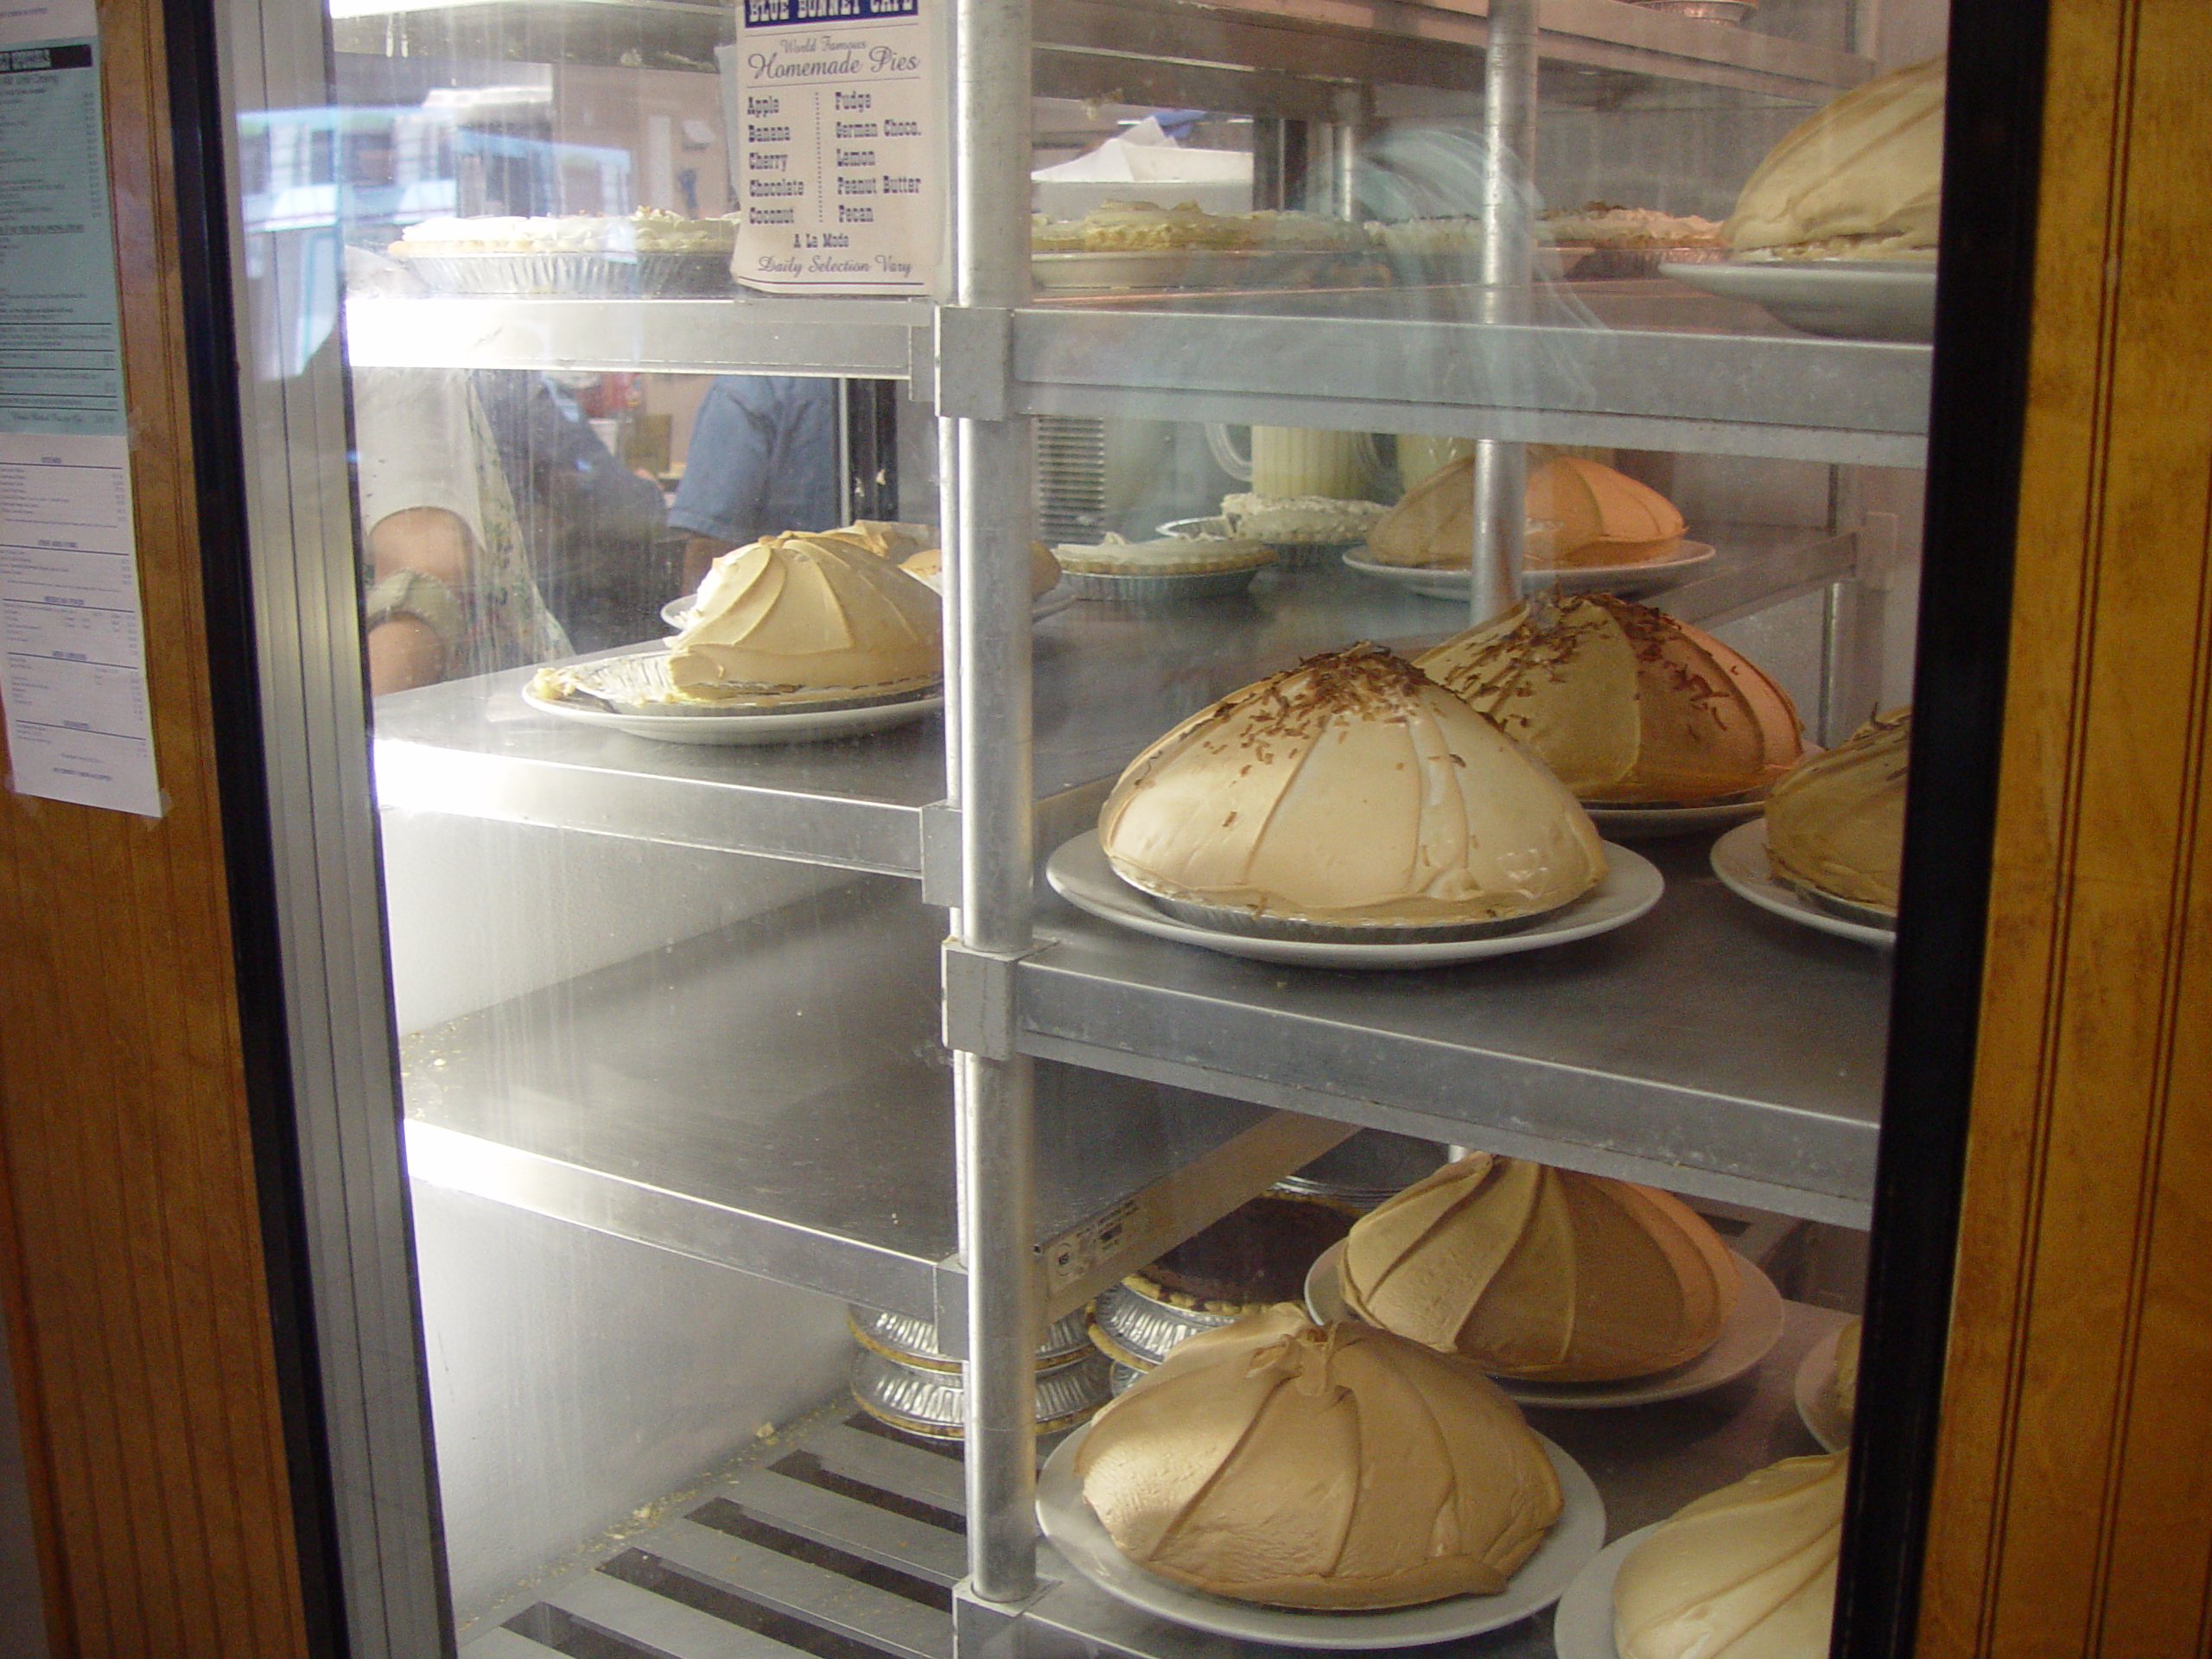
[533,651,941,717]
[1058,563,1268,602]
[398,249,734,296]
[1631,0,1755,19]
[1115,866,1573,945]
[1106,1361,1146,1396]
[1208,530,1381,568]
[1088,1280,1243,1371]
[1273,1131,1451,1211]
[846,1303,1094,1373]
[1255,537,1370,568]
[399,251,627,296]
[1030,248,1379,293]
[1162,519,1373,570]
[850,1346,1111,1440]
[632,251,737,295]
[1580,787,1764,810]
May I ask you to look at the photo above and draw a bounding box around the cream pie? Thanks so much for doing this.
[1726,55,1944,261]
[1099,645,1605,930]
[1764,708,1909,912]
[1076,1307,1562,1607]
[1340,1152,1739,1382]
[665,530,940,696]
[1415,594,1804,804]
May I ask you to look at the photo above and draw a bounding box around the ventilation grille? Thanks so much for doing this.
[470,1413,964,1659]
[1034,416,1109,544]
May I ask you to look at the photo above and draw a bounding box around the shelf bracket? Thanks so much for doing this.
[921,798,963,907]
[953,1575,1058,1658]
[943,938,1037,1060]
[935,304,1014,420]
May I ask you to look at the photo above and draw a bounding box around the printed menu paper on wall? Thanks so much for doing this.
[716,0,942,295]
[0,18,162,818]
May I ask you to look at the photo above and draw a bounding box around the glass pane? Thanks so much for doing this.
[219,0,1958,1643]
[1015,0,1941,1645]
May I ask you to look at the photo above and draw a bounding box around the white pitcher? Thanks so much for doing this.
[1393,435,1478,492]
[1205,424,1381,498]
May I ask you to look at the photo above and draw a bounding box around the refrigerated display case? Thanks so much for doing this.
[72,0,2062,1654]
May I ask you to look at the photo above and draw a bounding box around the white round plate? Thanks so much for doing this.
[523,648,941,746]
[1583,796,1764,839]
[662,583,1074,632]
[1341,543,1716,602]
[1659,256,1936,343]
[1037,1422,1605,1649]
[1046,831,1662,970]
[1549,1523,1658,1659]
[1794,1318,1856,1452]
[1305,1243,1784,1408]
[1710,820,1896,947]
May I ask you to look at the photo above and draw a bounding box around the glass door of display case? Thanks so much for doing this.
[181,0,2035,1646]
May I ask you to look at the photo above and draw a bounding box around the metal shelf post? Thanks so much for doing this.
[948,0,1042,1608]
[1468,0,1538,621]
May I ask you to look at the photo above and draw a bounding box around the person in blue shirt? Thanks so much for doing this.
[669,375,842,590]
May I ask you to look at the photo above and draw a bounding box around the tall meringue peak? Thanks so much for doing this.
[1613,1452,1847,1659]
[1098,644,1606,926]
[1765,706,1910,912]
[1415,594,1802,804]
[1339,1152,1739,1382]
[668,530,941,694]
[1725,54,1944,257]
[1076,1308,1562,1607]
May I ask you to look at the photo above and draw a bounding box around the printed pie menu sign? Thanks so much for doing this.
[0,16,163,819]
[718,0,941,296]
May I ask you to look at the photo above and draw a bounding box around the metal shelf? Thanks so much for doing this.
[343,294,927,378]
[372,662,950,876]
[386,556,1878,1224]
[343,288,1927,471]
[1014,830,1887,1228]
[372,537,1847,873]
[335,0,1867,101]
[1018,283,1930,466]
[402,877,1351,1332]
[461,1300,1853,1658]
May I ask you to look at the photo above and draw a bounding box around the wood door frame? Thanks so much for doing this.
[0,0,323,1650]
[1912,1,2212,1654]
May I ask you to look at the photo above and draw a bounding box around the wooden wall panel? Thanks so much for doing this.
[0,0,314,1649]
[1918,2,2212,1656]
